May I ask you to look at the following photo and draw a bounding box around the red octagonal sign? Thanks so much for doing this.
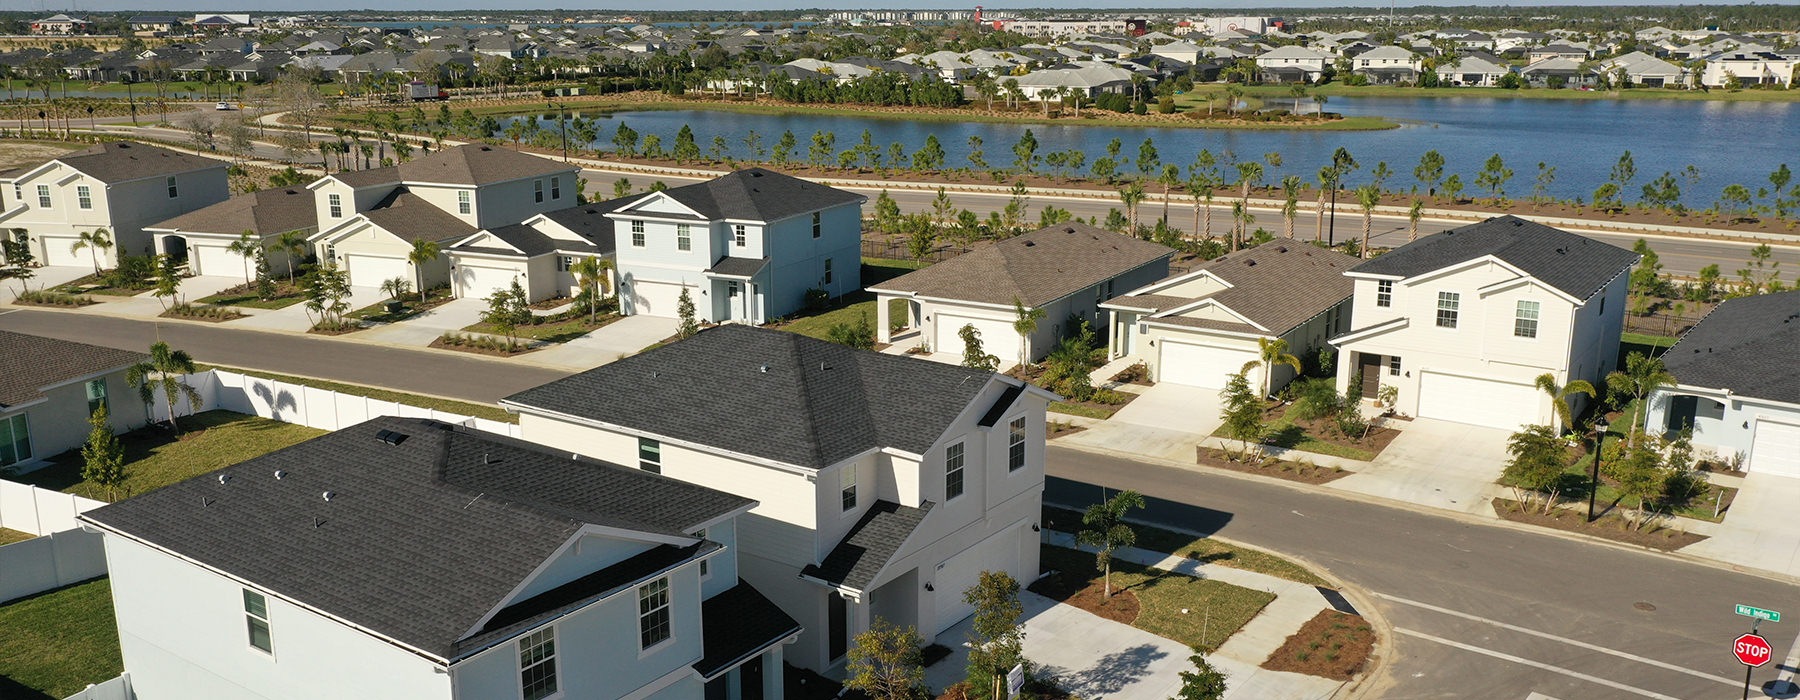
[1735,633,1773,667]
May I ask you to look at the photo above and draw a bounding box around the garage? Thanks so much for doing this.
[454,262,523,301]
[1159,339,1259,391]
[932,524,1025,635]
[1748,418,1800,478]
[626,279,692,317]
[344,254,411,289]
[38,234,86,267]
[190,243,244,279]
[935,313,1014,364]
[1417,371,1540,430]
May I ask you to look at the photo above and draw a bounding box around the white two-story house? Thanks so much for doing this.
[81,417,799,700]
[1351,45,1424,84]
[0,142,228,267]
[1257,45,1331,83]
[605,169,865,323]
[502,325,1055,673]
[1331,216,1637,430]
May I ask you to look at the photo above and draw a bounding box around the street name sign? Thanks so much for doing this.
[1736,604,1781,623]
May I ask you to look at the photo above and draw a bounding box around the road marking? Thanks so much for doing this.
[1374,592,1738,687]
[1525,694,1564,700]
[1396,628,1687,700]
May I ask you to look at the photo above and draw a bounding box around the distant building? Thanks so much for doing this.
[128,15,183,35]
[992,18,1140,38]
[30,14,90,35]
[1191,16,1269,35]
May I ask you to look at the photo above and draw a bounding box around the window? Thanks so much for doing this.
[86,379,107,415]
[11,184,19,205]
[841,467,857,512]
[695,528,710,577]
[243,589,272,653]
[457,190,471,215]
[733,224,746,247]
[327,193,342,218]
[36,185,51,209]
[557,255,573,272]
[534,179,545,203]
[76,185,92,209]
[945,442,965,500]
[1388,355,1401,377]
[324,244,336,262]
[518,627,557,700]
[638,577,671,649]
[823,258,833,285]
[1435,291,1459,328]
[1008,417,1026,471]
[811,211,821,238]
[677,224,691,251]
[551,176,561,200]
[0,414,31,467]
[1376,280,1393,307]
[638,438,661,474]
[1515,300,1540,338]
[166,176,178,198]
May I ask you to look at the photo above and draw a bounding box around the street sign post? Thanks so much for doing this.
[1736,604,1782,623]
[1736,632,1773,700]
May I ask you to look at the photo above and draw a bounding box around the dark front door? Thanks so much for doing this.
[828,592,848,662]
[740,651,765,700]
[1357,353,1382,397]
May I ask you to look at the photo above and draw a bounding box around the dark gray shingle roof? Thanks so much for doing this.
[1169,240,1359,335]
[695,581,802,679]
[800,500,932,591]
[1350,216,1638,301]
[660,168,863,223]
[503,325,998,469]
[1662,290,1800,404]
[871,222,1173,307]
[0,331,145,409]
[43,142,224,184]
[363,189,477,243]
[148,187,315,236]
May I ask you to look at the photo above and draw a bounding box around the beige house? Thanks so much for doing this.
[0,331,149,474]
[0,142,229,268]
[145,187,317,281]
[445,199,623,303]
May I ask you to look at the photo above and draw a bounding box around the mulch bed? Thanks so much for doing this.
[158,308,245,323]
[1261,400,1401,458]
[428,337,538,357]
[1261,609,1375,681]
[1197,446,1354,485]
[1048,421,1088,439]
[307,322,363,336]
[526,295,574,310]
[1109,363,1154,386]
[1491,498,1707,551]
[1028,566,1142,625]
[8,296,95,308]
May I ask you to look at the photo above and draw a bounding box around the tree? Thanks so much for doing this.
[253,249,276,300]
[1442,174,1465,203]
[126,341,202,432]
[273,230,307,280]
[963,571,1025,700]
[1770,164,1793,217]
[408,239,440,304]
[1737,243,1781,295]
[1119,180,1146,233]
[71,227,112,275]
[1076,489,1145,599]
[959,324,999,372]
[1591,182,1623,211]
[846,618,926,700]
[827,311,876,350]
[380,276,412,301]
[1532,162,1557,206]
[1535,373,1596,433]
[1408,198,1424,241]
[1415,150,1445,195]
[1247,337,1302,399]
[611,121,639,157]
[1010,297,1044,367]
[569,256,613,322]
[1158,164,1182,225]
[772,130,796,165]
[1356,185,1380,258]
[1720,184,1754,215]
[1173,649,1229,700]
[151,253,183,311]
[481,279,532,350]
[1607,352,1675,448]
[914,134,945,171]
[1610,439,1667,530]
[1219,367,1265,460]
[676,288,698,339]
[1641,172,1682,211]
[966,135,986,170]
[227,230,261,285]
[1136,138,1160,180]
[672,124,701,162]
[80,405,127,500]
[1610,151,1637,204]
[302,262,352,329]
[1279,175,1302,239]
[1503,424,1569,513]
[1476,153,1513,203]
[1011,129,1039,173]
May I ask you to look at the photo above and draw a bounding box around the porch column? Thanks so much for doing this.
[876,292,892,344]
[1107,309,1120,359]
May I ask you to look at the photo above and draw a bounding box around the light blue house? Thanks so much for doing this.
[1646,290,1800,478]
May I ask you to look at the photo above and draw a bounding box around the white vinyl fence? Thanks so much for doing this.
[61,673,132,700]
[152,369,523,438]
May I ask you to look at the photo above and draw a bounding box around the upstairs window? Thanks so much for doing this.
[1008,417,1027,471]
[1435,292,1460,329]
[76,185,92,209]
[677,224,691,251]
[638,437,661,474]
[457,190,471,215]
[166,176,178,198]
[1376,280,1393,307]
[550,176,561,200]
[631,220,645,248]
[243,589,272,654]
[518,627,557,700]
[327,193,342,218]
[534,179,544,203]
[811,211,822,238]
[36,185,51,209]
[1515,300,1540,338]
[945,442,966,500]
[733,224,746,247]
[638,577,671,649]
[841,467,857,512]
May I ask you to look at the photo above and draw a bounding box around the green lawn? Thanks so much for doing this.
[49,273,152,298]
[0,528,35,546]
[1043,505,1330,587]
[0,578,122,700]
[15,410,324,501]
[1212,404,1378,461]
[463,311,622,344]
[1038,545,1275,653]
[348,288,454,325]
[1622,332,1678,349]
[198,365,517,423]
[776,258,926,342]
[1049,401,1116,419]
[195,281,308,309]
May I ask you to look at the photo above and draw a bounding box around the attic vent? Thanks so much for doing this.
[374,429,408,446]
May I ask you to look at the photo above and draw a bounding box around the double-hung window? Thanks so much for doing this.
[534,179,545,203]
[518,627,557,700]
[1435,292,1460,329]
[1514,300,1540,338]
[733,224,746,247]
[550,176,561,200]
[243,589,273,653]
[86,379,108,415]
[811,211,822,238]
[76,185,92,209]
[166,176,178,198]
[841,468,857,511]
[557,255,573,272]
[1376,280,1393,307]
[36,185,51,209]
[457,190,471,215]
[823,258,833,284]
[638,437,661,474]
[631,220,645,247]
[1008,417,1027,471]
[945,442,966,500]
[0,414,32,470]
[638,577,671,649]
[327,193,343,218]
[1388,356,1401,376]
[677,224,691,251]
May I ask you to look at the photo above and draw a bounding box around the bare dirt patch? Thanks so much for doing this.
[1028,568,1142,625]
[0,141,80,170]
[1261,609,1375,681]
[1491,498,1707,551]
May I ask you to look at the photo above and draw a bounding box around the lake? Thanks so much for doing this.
[501,96,1800,206]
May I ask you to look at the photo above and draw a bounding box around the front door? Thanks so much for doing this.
[1357,353,1382,398]
[726,281,741,321]
[828,592,848,662]
[740,651,764,700]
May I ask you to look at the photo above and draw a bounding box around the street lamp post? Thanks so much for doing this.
[1327,178,1338,246]
[1588,416,1611,523]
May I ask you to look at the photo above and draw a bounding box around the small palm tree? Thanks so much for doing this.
[1408,198,1424,242]
[227,230,261,284]
[1536,373,1597,433]
[1249,337,1303,399]
[1357,186,1380,258]
[1076,489,1146,599]
[1118,181,1145,232]
[273,230,308,280]
[568,256,614,322]
[407,239,441,304]
[1606,352,1676,447]
[127,341,203,432]
[70,227,112,276]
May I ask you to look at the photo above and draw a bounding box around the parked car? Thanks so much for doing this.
[214,102,233,111]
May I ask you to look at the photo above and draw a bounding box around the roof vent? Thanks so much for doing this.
[274,470,286,480]
[218,474,231,485]
[1244,259,1257,266]
[1064,226,1077,233]
[284,189,297,194]
[1277,246,1288,253]
[322,491,335,502]
[479,146,492,151]
[374,429,408,446]
[760,363,769,373]
[1024,241,1036,247]
[482,453,492,465]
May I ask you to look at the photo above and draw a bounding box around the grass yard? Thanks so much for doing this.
[1212,402,1392,462]
[463,311,622,344]
[1033,545,1274,653]
[1048,401,1116,419]
[50,272,153,297]
[197,365,517,423]
[1042,506,1331,587]
[774,258,926,342]
[195,281,308,309]
[16,410,325,501]
[348,287,455,325]
[0,578,122,700]
[0,528,35,546]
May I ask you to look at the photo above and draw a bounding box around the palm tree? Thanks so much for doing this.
[1536,373,1597,434]
[1314,166,1333,242]
[569,256,614,322]
[127,341,203,432]
[70,227,112,276]
[1118,181,1146,233]
[227,230,261,284]
[1157,164,1181,224]
[1356,186,1380,258]
[273,230,308,281]
[1607,352,1676,447]
[1186,172,1217,240]
[1280,176,1302,239]
[407,239,440,304]
[1249,337,1303,399]
[1408,198,1424,241]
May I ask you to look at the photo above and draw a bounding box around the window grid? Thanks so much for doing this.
[243,589,272,653]
[519,627,558,700]
[841,467,857,512]
[1514,300,1540,338]
[1007,417,1026,471]
[86,379,107,415]
[76,185,92,209]
[823,258,833,285]
[166,176,178,198]
[1376,280,1393,307]
[551,176,561,200]
[1388,356,1401,376]
[733,224,746,247]
[327,193,342,218]
[36,185,51,209]
[557,256,573,272]
[534,179,545,203]
[638,438,661,474]
[811,211,821,238]
[945,442,965,500]
[457,190,471,214]
[638,577,672,649]
[677,224,691,251]
[1435,292,1460,328]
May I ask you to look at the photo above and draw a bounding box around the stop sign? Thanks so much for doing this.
[1735,633,1773,667]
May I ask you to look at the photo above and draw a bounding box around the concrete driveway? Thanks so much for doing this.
[925,590,1192,699]
[1054,383,1223,463]
[1326,417,1513,515]
[528,314,678,371]
[0,265,90,303]
[358,296,487,346]
[1682,473,1800,578]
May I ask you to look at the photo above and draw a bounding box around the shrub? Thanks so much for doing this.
[165,303,244,320]
[105,254,156,288]
[1092,389,1132,405]
[15,289,93,306]
[1289,378,1343,421]
[803,287,830,311]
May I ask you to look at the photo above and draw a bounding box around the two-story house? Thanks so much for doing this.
[502,325,1055,673]
[1257,45,1331,83]
[1351,45,1424,84]
[0,142,229,268]
[80,417,799,700]
[307,145,580,288]
[1331,216,1637,430]
[604,169,865,323]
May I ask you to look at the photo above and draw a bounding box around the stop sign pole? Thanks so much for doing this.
[1736,629,1773,700]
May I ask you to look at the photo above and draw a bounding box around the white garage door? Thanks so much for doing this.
[191,244,242,279]
[627,279,691,317]
[455,263,521,301]
[936,313,1015,365]
[1417,371,1539,430]
[1159,339,1259,391]
[1748,419,1800,478]
[39,234,85,267]
[934,524,1025,635]
[345,254,411,288]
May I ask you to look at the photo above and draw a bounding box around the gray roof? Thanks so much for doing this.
[326,145,574,189]
[363,189,477,243]
[1350,216,1638,301]
[540,198,629,254]
[706,256,768,278]
[504,325,1001,469]
[0,331,145,409]
[148,187,315,236]
[695,581,802,679]
[659,168,864,223]
[1138,240,1359,335]
[1662,290,1800,404]
[871,222,1174,307]
[800,500,932,591]
[31,142,223,184]
[81,417,752,661]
